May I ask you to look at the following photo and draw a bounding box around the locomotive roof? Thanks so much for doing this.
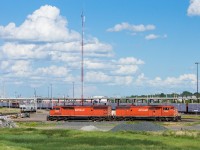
[116,105,174,108]
[53,105,110,108]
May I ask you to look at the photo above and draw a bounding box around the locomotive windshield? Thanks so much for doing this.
[163,107,170,110]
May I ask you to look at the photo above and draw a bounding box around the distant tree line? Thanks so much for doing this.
[129,91,200,98]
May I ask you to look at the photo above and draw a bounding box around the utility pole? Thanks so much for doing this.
[195,62,199,103]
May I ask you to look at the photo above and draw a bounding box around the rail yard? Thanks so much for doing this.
[1,99,200,150]
[1,105,200,131]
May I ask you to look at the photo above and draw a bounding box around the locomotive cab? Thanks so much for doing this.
[162,106,174,116]
[161,106,181,121]
[50,106,61,116]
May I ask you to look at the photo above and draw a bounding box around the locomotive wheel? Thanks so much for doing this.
[175,117,178,122]
[158,118,162,122]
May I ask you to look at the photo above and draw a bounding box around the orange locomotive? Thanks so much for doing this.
[47,105,181,121]
[115,105,181,121]
[47,105,112,121]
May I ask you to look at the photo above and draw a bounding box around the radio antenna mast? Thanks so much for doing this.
[81,11,85,106]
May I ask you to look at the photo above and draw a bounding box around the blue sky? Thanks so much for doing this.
[0,0,200,98]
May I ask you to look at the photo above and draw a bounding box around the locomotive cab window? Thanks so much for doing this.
[63,107,74,110]
[54,108,60,110]
[163,107,169,110]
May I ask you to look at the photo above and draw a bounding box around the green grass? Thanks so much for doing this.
[180,115,200,126]
[184,121,200,126]
[0,128,199,150]
[16,122,57,128]
[181,115,200,119]
[0,107,20,114]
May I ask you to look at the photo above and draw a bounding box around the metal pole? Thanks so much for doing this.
[48,86,49,98]
[51,84,53,109]
[195,62,199,103]
[73,82,74,98]
[34,89,37,112]
[197,63,199,103]
[34,88,36,97]
[9,99,10,110]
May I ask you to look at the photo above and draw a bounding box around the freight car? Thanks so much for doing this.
[47,105,112,121]
[115,105,181,121]
[47,104,181,121]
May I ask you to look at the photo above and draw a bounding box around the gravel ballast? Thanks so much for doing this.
[111,121,167,132]
[80,125,100,131]
[0,115,17,128]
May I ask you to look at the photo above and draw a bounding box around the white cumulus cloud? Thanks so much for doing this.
[145,34,167,40]
[1,43,47,59]
[113,57,144,75]
[187,0,200,16]
[36,65,69,77]
[0,5,80,42]
[118,57,144,65]
[0,5,115,84]
[84,60,110,70]
[114,76,133,85]
[107,22,155,32]
[10,60,31,77]
[137,73,196,88]
[0,61,10,70]
[0,4,119,94]
[115,65,139,75]
[85,71,112,83]
[145,34,159,40]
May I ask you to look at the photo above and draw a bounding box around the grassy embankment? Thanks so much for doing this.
[0,128,199,150]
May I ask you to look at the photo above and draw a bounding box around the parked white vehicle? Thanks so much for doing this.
[19,104,36,112]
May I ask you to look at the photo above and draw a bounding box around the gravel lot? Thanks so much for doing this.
[111,122,167,132]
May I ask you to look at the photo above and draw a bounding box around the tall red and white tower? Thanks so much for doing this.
[81,11,85,105]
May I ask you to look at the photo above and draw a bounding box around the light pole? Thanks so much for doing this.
[73,82,74,98]
[195,62,199,103]
[34,88,36,97]
[34,88,37,112]
[48,86,49,98]
[50,84,53,109]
